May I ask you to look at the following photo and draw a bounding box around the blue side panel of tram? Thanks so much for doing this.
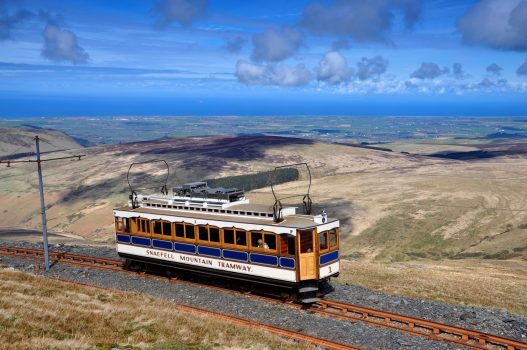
[152,239,173,250]
[223,250,248,262]
[250,253,278,266]
[131,236,151,247]
[280,257,295,269]
[116,234,130,243]
[320,250,339,265]
[198,246,221,257]
[119,235,300,269]
[175,242,196,254]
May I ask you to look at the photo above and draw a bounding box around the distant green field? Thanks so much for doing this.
[1,116,526,145]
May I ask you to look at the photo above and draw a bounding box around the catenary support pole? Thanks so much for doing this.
[35,136,50,271]
[0,137,85,272]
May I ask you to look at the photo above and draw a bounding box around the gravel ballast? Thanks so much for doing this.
[1,238,526,349]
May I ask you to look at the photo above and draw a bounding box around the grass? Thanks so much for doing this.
[0,269,315,350]
[337,259,527,316]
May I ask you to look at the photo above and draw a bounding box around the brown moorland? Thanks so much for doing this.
[1,128,527,314]
[0,268,315,350]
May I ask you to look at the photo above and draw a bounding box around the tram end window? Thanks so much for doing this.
[287,235,295,256]
[299,229,313,253]
[319,231,328,250]
[123,218,130,233]
[329,228,338,248]
[115,217,124,231]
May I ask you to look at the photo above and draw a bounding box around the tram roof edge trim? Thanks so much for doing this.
[113,208,339,233]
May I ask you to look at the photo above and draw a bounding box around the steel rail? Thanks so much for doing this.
[2,245,526,350]
[313,300,527,350]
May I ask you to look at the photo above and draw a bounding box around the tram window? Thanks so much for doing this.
[299,230,313,253]
[287,235,295,255]
[236,230,247,246]
[162,222,172,236]
[198,226,208,241]
[223,229,235,244]
[251,231,275,250]
[175,223,185,238]
[139,219,150,234]
[319,231,328,251]
[185,224,195,239]
[251,231,261,248]
[329,228,338,248]
[115,217,124,231]
[153,221,162,235]
[264,233,276,250]
[209,227,220,242]
[123,218,130,233]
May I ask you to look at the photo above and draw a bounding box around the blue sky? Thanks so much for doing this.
[1,0,527,116]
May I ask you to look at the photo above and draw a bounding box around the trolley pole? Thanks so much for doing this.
[0,135,85,272]
[35,136,50,271]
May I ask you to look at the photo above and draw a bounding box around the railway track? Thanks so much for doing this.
[1,245,526,350]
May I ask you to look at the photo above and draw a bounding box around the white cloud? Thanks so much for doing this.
[316,51,352,84]
[410,62,448,79]
[457,0,527,51]
[235,60,312,86]
[302,0,422,43]
[356,55,388,80]
[41,23,88,64]
[251,27,303,62]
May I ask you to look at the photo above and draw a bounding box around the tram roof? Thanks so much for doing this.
[115,206,338,230]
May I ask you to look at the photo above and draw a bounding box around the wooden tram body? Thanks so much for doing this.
[114,179,340,303]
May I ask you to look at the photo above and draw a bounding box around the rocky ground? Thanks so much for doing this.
[1,239,526,349]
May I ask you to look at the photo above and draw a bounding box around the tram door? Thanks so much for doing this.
[298,229,317,280]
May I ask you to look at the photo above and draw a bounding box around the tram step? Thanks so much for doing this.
[300,297,320,304]
[298,286,319,293]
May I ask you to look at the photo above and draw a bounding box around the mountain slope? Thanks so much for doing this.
[0,125,83,159]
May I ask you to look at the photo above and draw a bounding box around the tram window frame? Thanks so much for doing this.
[329,228,338,249]
[115,217,130,233]
[223,228,235,245]
[287,235,296,256]
[197,225,221,246]
[299,229,314,253]
[319,230,329,253]
[209,226,220,243]
[185,224,196,241]
[136,218,151,236]
[222,228,247,249]
[175,223,185,239]
[115,217,122,232]
[152,221,163,236]
[236,229,247,247]
[250,230,277,253]
[198,225,208,242]
[162,221,172,237]
[280,234,296,257]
